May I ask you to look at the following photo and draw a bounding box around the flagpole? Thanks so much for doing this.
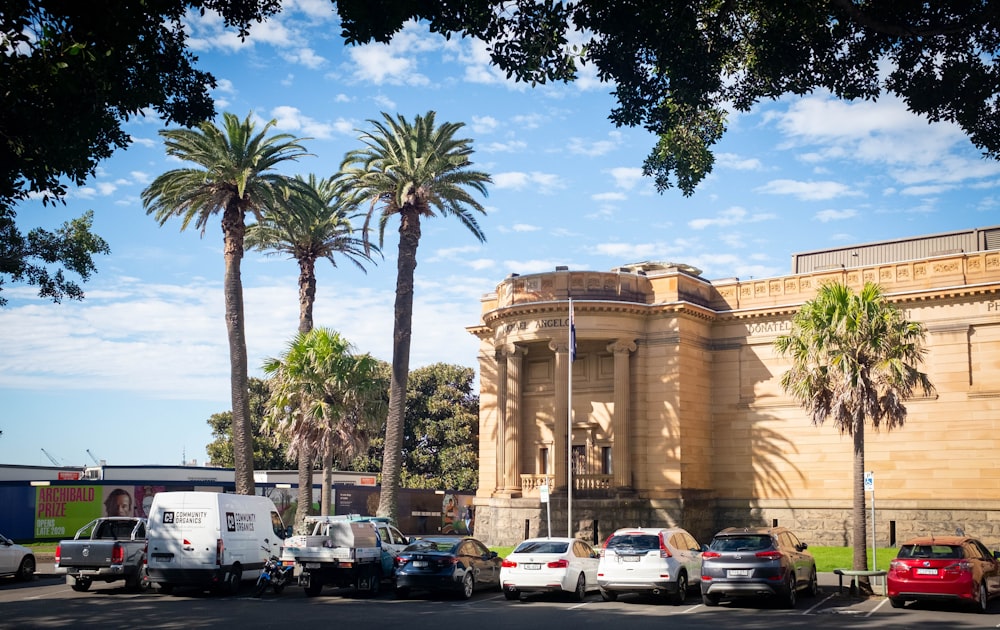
[567,298,574,538]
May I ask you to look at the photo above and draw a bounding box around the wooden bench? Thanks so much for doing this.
[833,569,888,595]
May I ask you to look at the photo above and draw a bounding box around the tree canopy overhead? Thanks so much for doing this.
[336,0,1000,195]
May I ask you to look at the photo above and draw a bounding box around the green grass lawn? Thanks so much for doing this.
[489,545,895,573]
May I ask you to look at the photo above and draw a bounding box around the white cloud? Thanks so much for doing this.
[716,152,763,171]
[688,207,777,230]
[471,116,499,134]
[814,209,858,222]
[567,132,622,157]
[755,179,863,201]
[592,192,627,202]
[269,106,334,139]
[607,167,644,190]
[492,172,565,193]
[282,47,326,69]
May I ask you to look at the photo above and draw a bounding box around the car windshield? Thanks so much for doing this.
[898,544,964,559]
[404,538,460,553]
[710,535,772,552]
[606,535,659,551]
[514,541,569,554]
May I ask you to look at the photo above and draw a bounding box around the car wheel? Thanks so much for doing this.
[672,572,688,605]
[227,567,242,595]
[394,586,410,599]
[783,575,797,609]
[804,567,818,597]
[460,572,475,599]
[503,587,521,601]
[889,597,905,609]
[977,582,989,614]
[600,587,617,602]
[157,583,174,595]
[702,592,719,606]
[574,573,587,602]
[16,556,35,581]
[71,577,92,592]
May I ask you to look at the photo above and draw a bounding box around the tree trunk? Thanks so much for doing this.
[297,256,317,334]
[852,416,871,593]
[295,446,313,534]
[376,210,420,524]
[222,201,254,495]
[322,445,333,516]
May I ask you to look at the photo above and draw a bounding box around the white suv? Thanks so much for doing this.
[597,527,704,604]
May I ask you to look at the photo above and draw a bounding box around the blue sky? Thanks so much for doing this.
[2,2,997,468]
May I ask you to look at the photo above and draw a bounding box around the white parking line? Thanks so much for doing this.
[803,592,837,614]
[866,597,889,616]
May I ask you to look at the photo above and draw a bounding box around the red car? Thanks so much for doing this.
[887,535,1000,613]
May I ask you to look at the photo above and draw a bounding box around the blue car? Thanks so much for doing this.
[394,535,501,599]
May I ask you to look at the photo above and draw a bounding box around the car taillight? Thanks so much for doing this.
[215,539,224,566]
[658,533,673,558]
[112,542,124,565]
[501,559,517,568]
[944,560,973,574]
[756,551,783,560]
[396,556,410,566]
[55,544,61,565]
[702,551,721,559]
[548,559,569,569]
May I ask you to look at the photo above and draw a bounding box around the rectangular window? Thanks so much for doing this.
[601,446,612,475]
[539,447,549,474]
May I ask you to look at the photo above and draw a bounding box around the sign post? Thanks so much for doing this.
[539,484,551,538]
[865,471,876,575]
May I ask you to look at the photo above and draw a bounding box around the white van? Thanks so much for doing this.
[145,491,287,594]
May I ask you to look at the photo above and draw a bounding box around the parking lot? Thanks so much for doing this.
[3,568,1000,630]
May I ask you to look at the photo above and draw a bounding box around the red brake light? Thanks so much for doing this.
[658,533,673,558]
[547,559,569,569]
[396,556,410,566]
[944,560,972,574]
[702,551,721,559]
[501,559,517,568]
[55,544,61,564]
[111,542,124,565]
[756,551,783,559]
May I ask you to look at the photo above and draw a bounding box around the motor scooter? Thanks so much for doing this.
[254,546,294,597]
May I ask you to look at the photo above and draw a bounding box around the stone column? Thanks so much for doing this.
[494,346,508,494]
[500,344,526,494]
[548,339,570,490]
[608,339,637,489]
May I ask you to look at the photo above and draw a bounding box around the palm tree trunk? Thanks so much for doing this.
[376,211,420,524]
[322,445,333,516]
[297,257,317,334]
[852,415,871,592]
[222,201,255,495]
[296,447,313,534]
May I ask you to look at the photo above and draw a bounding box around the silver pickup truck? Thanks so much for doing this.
[55,517,148,592]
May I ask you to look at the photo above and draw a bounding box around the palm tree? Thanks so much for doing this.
[775,281,934,590]
[263,328,387,520]
[142,112,312,495]
[338,111,491,523]
[246,173,379,528]
[245,173,379,334]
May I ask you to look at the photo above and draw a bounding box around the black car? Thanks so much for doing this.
[394,535,501,599]
[700,526,818,608]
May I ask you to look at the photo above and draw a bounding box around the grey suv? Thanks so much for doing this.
[700,526,818,608]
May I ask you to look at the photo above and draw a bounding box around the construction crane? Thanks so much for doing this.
[86,449,100,465]
[40,448,61,466]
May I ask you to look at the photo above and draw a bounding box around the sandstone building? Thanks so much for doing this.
[467,226,1000,547]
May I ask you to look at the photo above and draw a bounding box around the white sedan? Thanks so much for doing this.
[0,533,35,581]
[500,537,600,601]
